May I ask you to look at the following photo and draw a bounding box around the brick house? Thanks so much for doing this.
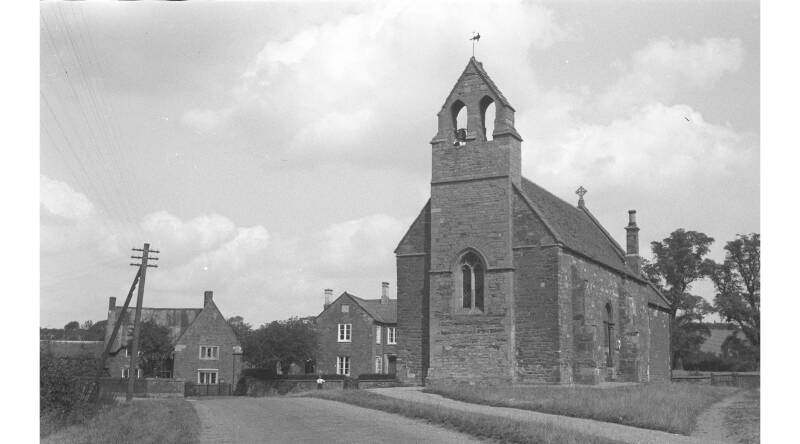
[315,283,398,377]
[395,57,672,385]
[104,290,243,387]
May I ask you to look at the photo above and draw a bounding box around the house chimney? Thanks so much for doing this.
[381,282,389,304]
[204,290,214,306]
[625,210,641,273]
[108,297,117,310]
[324,289,333,310]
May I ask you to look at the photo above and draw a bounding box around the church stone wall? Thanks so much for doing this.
[396,254,429,385]
[558,251,654,384]
[648,307,671,381]
[512,190,564,383]
[427,270,515,383]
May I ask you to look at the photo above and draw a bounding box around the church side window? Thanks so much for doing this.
[459,252,485,311]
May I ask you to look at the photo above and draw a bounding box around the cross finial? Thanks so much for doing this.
[576,186,587,207]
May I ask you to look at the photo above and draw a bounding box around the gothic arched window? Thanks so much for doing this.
[459,251,484,311]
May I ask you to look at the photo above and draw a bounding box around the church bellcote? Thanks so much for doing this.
[431,58,522,186]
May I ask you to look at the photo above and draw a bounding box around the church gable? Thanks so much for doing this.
[394,200,430,256]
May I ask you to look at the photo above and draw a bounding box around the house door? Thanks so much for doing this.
[387,356,397,375]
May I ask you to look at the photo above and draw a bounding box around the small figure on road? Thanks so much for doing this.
[316,375,325,390]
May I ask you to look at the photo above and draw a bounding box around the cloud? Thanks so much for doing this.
[525,103,756,192]
[141,211,237,252]
[181,107,234,134]
[40,175,94,220]
[317,213,407,273]
[180,1,574,166]
[598,38,744,115]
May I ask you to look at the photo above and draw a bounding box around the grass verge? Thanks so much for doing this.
[305,390,623,444]
[41,399,200,444]
[425,382,737,435]
[723,389,760,444]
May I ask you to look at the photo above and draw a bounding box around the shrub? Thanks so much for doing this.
[40,351,108,436]
[682,351,758,372]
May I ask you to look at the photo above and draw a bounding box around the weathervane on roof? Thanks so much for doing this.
[469,31,481,57]
[576,186,587,208]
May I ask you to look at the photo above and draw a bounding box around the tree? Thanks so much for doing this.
[227,315,253,341]
[708,233,760,364]
[86,320,107,342]
[63,321,80,331]
[242,317,317,373]
[81,320,94,330]
[643,229,715,369]
[137,320,174,377]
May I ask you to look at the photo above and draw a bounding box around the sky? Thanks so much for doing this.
[39,0,759,328]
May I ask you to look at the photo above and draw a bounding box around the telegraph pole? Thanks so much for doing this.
[126,243,159,401]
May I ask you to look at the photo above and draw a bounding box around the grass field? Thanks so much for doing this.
[41,399,200,444]
[305,389,624,444]
[426,382,737,435]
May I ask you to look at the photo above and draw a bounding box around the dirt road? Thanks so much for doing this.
[189,396,485,444]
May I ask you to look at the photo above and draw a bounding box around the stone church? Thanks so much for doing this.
[394,57,671,385]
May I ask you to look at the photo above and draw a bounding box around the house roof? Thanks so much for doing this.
[323,292,397,324]
[110,306,203,346]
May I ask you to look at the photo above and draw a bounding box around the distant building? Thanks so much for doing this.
[395,57,672,385]
[315,283,398,377]
[104,290,242,387]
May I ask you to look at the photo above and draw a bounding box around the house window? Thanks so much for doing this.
[341,304,349,313]
[336,356,350,376]
[459,251,485,311]
[376,326,381,344]
[387,327,397,345]
[337,324,351,342]
[121,367,141,379]
[375,356,383,373]
[198,369,218,385]
[199,346,219,360]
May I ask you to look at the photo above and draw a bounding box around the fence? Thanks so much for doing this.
[671,372,759,388]
[78,377,186,398]
[185,382,232,397]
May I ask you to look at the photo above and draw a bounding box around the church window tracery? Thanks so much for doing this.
[459,251,484,311]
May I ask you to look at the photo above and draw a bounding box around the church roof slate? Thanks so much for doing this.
[518,178,632,274]
[517,177,671,309]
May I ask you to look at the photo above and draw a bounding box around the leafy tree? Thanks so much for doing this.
[63,321,80,331]
[642,229,715,369]
[136,320,174,377]
[86,320,107,342]
[81,320,94,330]
[227,315,253,341]
[242,317,317,373]
[708,233,760,364]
